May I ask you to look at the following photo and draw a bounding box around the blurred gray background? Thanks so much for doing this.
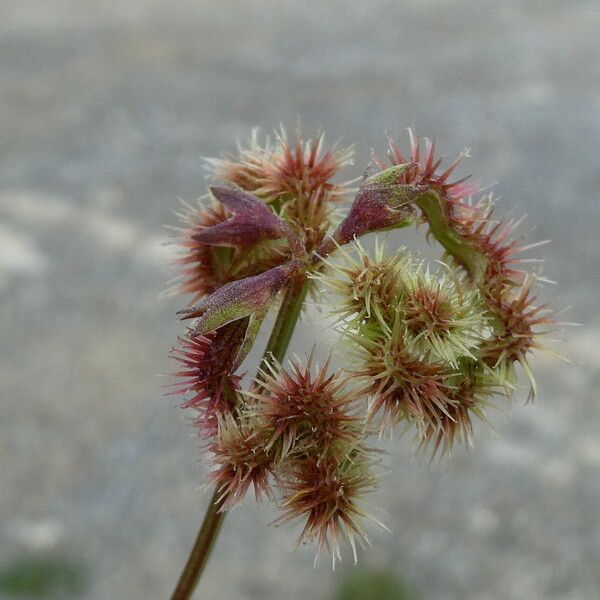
[1,1,599,599]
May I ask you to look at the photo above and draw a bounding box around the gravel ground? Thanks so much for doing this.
[1,1,599,599]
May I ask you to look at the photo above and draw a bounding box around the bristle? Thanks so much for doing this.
[350,325,456,437]
[313,240,410,329]
[418,368,500,459]
[175,198,234,301]
[246,355,364,461]
[206,126,354,204]
[481,276,555,396]
[168,322,247,436]
[277,453,381,567]
[375,131,478,203]
[209,413,274,510]
[399,262,488,366]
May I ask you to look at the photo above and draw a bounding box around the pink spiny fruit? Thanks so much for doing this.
[270,129,354,203]
[349,320,456,436]
[277,452,382,567]
[246,354,363,460]
[209,413,275,510]
[481,275,554,396]
[206,128,354,204]
[378,129,478,203]
[418,365,500,458]
[169,322,246,436]
[176,198,234,302]
[443,195,547,296]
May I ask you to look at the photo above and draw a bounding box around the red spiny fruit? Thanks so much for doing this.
[419,367,497,458]
[177,198,234,302]
[379,133,548,296]
[351,330,455,436]
[209,414,274,510]
[368,132,492,280]
[268,130,354,202]
[206,127,354,204]
[169,320,247,436]
[481,277,554,395]
[377,129,478,204]
[278,453,380,566]
[248,355,362,460]
[447,195,548,296]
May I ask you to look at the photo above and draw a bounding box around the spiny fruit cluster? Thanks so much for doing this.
[316,241,498,454]
[168,127,553,565]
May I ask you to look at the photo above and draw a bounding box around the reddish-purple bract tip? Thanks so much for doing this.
[192,186,302,255]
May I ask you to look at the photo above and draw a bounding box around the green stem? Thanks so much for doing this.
[263,276,310,367]
[170,276,310,600]
[170,485,224,600]
[416,190,488,283]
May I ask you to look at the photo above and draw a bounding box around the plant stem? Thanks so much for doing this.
[262,276,310,371]
[170,276,310,600]
[170,486,224,600]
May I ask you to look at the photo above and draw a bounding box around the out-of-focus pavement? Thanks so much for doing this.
[1,1,599,598]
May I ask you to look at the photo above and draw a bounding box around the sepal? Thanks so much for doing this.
[193,186,304,256]
[177,259,304,336]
